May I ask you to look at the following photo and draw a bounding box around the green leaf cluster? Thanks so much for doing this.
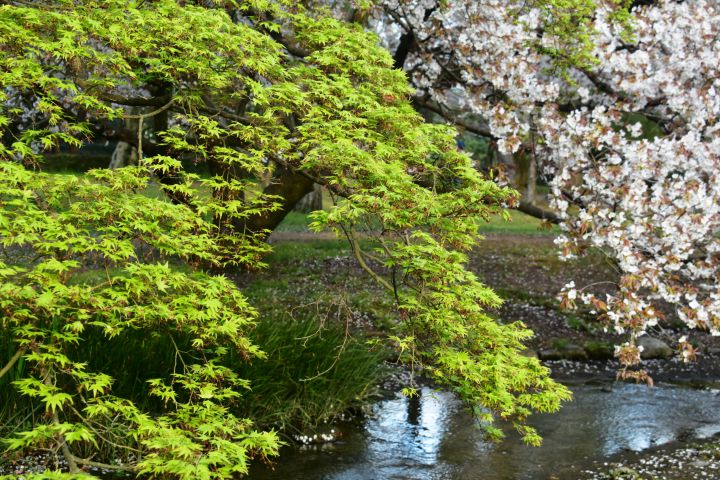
[0,162,278,477]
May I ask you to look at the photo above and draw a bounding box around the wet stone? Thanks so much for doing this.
[584,342,614,360]
[562,344,589,361]
[539,344,587,361]
[539,348,564,360]
[638,336,673,359]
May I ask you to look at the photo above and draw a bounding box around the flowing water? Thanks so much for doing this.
[250,382,720,480]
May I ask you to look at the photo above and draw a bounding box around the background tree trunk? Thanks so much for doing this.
[293,183,323,213]
[108,108,139,169]
[108,141,137,169]
[525,153,537,204]
[238,168,315,237]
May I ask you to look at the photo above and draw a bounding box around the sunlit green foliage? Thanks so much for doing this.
[0,163,278,478]
[0,0,571,477]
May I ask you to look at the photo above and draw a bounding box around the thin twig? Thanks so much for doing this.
[0,347,25,380]
[137,115,144,162]
[53,412,79,473]
[122,99,175,120]
[340,225,394,292]
[70,454,136,472]
[300,299,352,382]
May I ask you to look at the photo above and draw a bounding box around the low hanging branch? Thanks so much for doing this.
[517,201,560,224]
[342,226,394,293]
[0,1,577,468]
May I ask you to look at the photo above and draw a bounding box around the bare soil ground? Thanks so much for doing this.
[472,235,720,384]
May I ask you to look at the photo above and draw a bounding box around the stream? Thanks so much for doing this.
[250,382,720,480]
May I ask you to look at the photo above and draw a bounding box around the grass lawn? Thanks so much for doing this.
[276,208,557,236]
[477,209,557,235]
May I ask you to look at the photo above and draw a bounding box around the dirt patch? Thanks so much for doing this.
[470,236,720,383]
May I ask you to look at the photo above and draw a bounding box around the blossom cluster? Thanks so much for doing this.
[378,0,720,365]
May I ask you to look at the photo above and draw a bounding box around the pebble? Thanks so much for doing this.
[0,452,132,478]
[576,442,720,479]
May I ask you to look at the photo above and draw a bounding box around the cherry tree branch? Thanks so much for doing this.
[413,97,495,139]
[516,201,560,224]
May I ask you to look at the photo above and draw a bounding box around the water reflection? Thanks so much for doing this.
[589,384,720,454]
[250,383,720,480]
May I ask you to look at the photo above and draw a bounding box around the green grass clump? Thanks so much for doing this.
[75,307,386,436]
[230,314,387,435]
[551,338,571,350]
[1,315,385,441]
[0,336,34,439]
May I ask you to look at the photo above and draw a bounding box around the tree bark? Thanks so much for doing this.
[239,168,315,237]
[391,4,437,70]
[517,201,560,224]
[294,183,323,213]
[526,154,537,204]
[108,141,136,169]
[393,30,416,70]
[514,151,529,198]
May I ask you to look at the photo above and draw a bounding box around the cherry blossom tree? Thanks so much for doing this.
[371,0,720,379]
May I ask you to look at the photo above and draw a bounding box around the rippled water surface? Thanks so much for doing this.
[250,383,720,480]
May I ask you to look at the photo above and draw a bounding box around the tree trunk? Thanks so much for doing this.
[293,183,323,213]
[109,107,139,169]
[513,151,529,198]
[108,141,137,169]
[525,153,537,204]
[238,168,315,238]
